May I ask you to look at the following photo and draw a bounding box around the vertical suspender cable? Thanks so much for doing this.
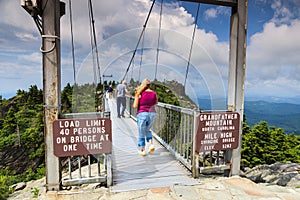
[69,0,76,84]
[138,32,145,82]
[122,0,156,81]
[183,3,200,88]
[130,59,134,81]
[88,0,101,84]
[154,0,163,81]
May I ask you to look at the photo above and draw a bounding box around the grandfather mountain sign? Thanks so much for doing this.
[195,112,240,152]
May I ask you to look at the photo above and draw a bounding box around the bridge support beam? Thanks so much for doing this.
[227,1,248,176]
[42,0,65,191]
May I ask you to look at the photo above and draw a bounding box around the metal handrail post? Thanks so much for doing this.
[192,110,199,178]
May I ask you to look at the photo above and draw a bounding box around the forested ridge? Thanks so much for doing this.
[244,101,300,135]
[0,83,300,199]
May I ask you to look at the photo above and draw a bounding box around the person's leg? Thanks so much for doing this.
[121,97,126,117]
[116,97,121,117]
[145,112,156,142]
[145,112,156,153]
[137,112,147,155]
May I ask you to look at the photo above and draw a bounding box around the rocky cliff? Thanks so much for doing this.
[241,162,300,188]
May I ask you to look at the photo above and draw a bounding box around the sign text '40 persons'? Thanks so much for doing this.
[195,112,240,152]
[53,118,112,157]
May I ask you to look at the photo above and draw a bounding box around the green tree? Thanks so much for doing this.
[0,175,13,200]
[242,120,300,167]
[284,133,300,163]
[0,106,18,149]
[61,83,73,113]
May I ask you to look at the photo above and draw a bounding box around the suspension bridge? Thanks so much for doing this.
[20,0,247,192]
[54,94,240,192]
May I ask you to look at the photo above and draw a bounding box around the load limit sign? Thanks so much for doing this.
[52,118,112,157]
[195,111,240,152]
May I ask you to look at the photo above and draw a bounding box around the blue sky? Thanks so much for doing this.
[1,0,300,103]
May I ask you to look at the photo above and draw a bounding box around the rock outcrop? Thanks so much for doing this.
[242,162,300,187]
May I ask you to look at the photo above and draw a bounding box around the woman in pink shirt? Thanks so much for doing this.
[133,78,158,156]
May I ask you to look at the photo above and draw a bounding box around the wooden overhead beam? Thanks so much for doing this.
[179,0,237,7]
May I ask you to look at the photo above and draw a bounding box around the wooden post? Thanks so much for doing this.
[42,0,64,191]
[227,0,248,176]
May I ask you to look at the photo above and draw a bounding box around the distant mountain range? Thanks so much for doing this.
[245,95,300,105]
[197,98,300,135]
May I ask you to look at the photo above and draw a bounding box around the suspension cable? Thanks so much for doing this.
[88,0,97,84]
[33,16,42,35]
[183,3,200,88]
[31,0,47,37]
[122,0,156,81]
[154,0,163,81]
[69,0,76,84]
[138,31,145,83]
[88,0,101,84]
[130,59,134,81]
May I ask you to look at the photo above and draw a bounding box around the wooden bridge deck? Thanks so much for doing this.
[108,99,200,192]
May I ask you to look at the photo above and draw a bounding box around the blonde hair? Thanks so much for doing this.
[135,78,151,96]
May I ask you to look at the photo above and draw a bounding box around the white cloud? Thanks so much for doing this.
[204,8,217,19]
[15,32,39,42]
[18,52,41,64]
[204,6,230,20]
[1,0,300,100]
[271,0,293,24]
[246,17,300,97]
[271,0,300,24]
[60,0,228,90]
[0,0,230,100]
[0,60,42,95]
[247,19,300,74]
[0,0,36,31]
[245,77,300,97]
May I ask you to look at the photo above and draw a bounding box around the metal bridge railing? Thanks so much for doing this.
[127,96,197,170]
[126,96,231,177]
[152,102,197,171]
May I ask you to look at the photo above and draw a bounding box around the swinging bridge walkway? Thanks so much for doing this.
[59,96,236,192]
[108,98,200,191]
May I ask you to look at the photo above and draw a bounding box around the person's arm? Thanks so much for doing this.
[133,94,140,109]
[125,85,130,95]
[115,85,119,96]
